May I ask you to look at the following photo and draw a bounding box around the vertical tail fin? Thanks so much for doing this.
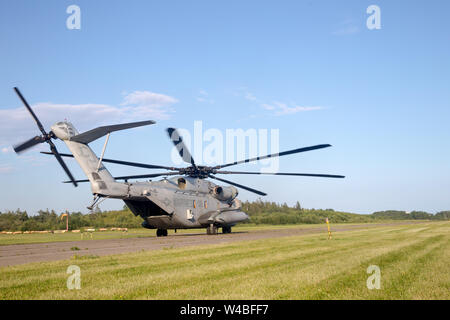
[49,120,155,197]
[63,139,130,196]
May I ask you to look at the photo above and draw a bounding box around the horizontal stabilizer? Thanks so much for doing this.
[69,120,155,144]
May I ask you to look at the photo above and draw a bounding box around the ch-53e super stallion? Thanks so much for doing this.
[12,87,345,236]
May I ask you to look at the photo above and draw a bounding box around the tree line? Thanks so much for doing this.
[243,200,449,225]
[0,201,448,231]
[0,208,143,232]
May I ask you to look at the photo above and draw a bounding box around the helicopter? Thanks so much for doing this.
[12,87,345,236]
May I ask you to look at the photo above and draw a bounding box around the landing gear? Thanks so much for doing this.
[222,226,232,234]
[156,229,168,237]
[206,224,218,235]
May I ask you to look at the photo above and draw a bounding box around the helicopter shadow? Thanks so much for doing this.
[172,231,249,237]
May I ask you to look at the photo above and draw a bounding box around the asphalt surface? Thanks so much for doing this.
[0,222,421,267]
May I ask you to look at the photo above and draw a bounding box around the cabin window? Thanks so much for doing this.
[204,201,207,209]
[193,200,196,208]
[178,178,186,189]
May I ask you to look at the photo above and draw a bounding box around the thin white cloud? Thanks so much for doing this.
[332,19,360,36]
[1,147,12,154]
[269,102,324,115]
[332,26,359,36]
[0,90,178,147]
[196,97,207,102]
[261,103,275,111]
[121,90,178,109]
[239,90,324,116]
[0,165,14,174]
[196,90,214,104]
[244,92,257,102]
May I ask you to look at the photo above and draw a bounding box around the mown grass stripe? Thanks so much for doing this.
[301,234,445,299]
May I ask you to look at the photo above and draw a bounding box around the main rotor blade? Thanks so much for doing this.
[208,174,267,196]
[213,144,332,170]
[215,170,345,178]
[63,172,180,183]
[13,136,45,154]
[14,87,47,136]
[167,128,197,169]
[40,152,180,171]
[48,141,78,187]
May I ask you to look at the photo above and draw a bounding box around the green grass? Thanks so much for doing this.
[0,221,448,299]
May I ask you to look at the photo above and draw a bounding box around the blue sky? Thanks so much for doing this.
[0,0,449,215]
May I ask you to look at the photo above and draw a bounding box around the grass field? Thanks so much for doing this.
[0,221,448,299]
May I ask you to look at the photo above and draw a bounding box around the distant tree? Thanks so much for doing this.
[410,211,433,220]
[434,211,450,220]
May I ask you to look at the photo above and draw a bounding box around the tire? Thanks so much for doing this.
[223,226,232,234]
[157,229,167,237]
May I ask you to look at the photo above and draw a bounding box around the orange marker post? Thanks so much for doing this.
[61,213,69,231]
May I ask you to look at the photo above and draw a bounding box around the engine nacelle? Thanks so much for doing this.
[213,186,238,201]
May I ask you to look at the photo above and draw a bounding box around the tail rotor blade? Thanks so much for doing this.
[48,142,78,187]
[13,136,45,154]
[13,87,47,136]
[13,87,82,187]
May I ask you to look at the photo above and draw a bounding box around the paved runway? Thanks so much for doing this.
[0,222,420,267]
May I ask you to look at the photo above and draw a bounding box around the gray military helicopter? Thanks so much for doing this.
[12,87,345,236]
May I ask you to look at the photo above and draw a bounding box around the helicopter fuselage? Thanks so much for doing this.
[99,176,249,230]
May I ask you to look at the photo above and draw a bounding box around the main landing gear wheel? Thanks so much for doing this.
[156,229,168,237]
[222,226,232,234]
[206,224,218,235]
